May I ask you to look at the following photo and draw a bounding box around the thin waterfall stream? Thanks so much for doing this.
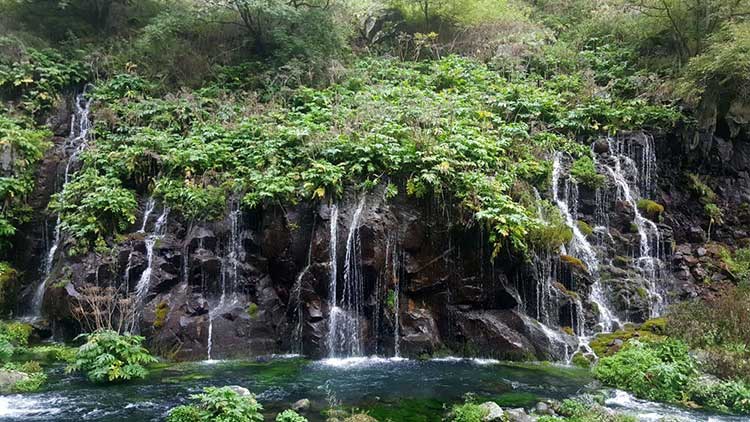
[28,88,93,318]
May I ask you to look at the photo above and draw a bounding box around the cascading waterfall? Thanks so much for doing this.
[552,153,619,333]
[208,198,245,360]
[123,198,156,291]
[327,198,366,358]
[135,206,170,307]
[389,237,401,358]
[291,217,316,354]
[598,136,665,316]
[28,89,93,317]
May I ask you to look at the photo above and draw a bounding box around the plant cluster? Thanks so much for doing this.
[537,398,636,422]
[167,386,264,422]
[66,329,157,383]
[50,54,677,259]
[594,338,750,414]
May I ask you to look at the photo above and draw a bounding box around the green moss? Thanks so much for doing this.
[589,327,665,357]
[641,317,667,335]
[562,326,574,336]
[247,302,259,319]
[637,199,664,219]
[576,220,593,237]
[560,254,587,272]
[571,352,592,368]
[0,263,17,314]
[635,287,648,299]
[154,301,169,329]
[613,255,631,267]
[629,223,639,233]
[570,156,606,189]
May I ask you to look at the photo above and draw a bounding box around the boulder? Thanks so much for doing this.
[479,402,504,421]
[292,398,311,413]
[505,408,532,422]
[0,369,29,393]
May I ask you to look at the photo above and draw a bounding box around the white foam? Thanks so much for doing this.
[0,395,62,417]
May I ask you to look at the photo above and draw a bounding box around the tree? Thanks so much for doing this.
[202,0,334,54]
[628,0,750,63]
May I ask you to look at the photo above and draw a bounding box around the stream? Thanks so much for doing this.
[0,357,743,422]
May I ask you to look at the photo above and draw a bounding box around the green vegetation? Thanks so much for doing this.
[449,395,488,422]
[667,285,750,383]
[167,386,264,422]
[276,410,308,422]
[594,339,696,402]
[0,114,52,252]
[719,247,750,283]
[576,220,592,237]
[66,330,158,383]
[636,199,664,219]
[536,398,636,422]
[570,156,605,189]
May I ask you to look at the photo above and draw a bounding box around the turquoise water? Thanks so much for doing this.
[0,357,743,421]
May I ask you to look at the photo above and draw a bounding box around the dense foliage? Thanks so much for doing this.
[167,386,264,422]
[537,398,636,422]
[594,338,750,414]
[66,330,157,383]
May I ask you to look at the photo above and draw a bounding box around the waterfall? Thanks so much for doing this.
[327,198,366,358]
[389,237,401,358]
[207,199,245,360]
[28,89,93,317]
[123,198,156,291]
[552,153,618,333]
[599,136,665,316]
[135,206,169,306]
[291,217,316,354]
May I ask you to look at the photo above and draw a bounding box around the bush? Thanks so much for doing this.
[450,395,488,422]
[689,378,750,415]
[1,361,46,392]
[166,386,264,422]
[66,330,157,383]
[570,156,605,189]
[49,169,137,250]
[276,409,308,422]
[594,339,696,402]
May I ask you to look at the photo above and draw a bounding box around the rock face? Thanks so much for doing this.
[0,370,29,393]
[13,100,750,362]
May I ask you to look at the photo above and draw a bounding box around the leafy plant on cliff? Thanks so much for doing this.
[167,386,264,422]
[66,330,157,383]
[48,169,137,251]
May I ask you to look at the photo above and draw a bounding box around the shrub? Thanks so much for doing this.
[450,395,488,422]
[66,330,157,383]
[1,361,46,392]
[166,386,264,422]
[720,248,750,283]
[570,156,605,189]
[276,409,308,422]
[689,378,750,415]
[49,169,137,250]
[593,339,696,402]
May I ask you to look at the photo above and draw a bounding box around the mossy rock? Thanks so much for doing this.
[571,352,593,368]
[247,302,259,319]
[344,414,378,422]
[641,317,667,335]
[154,301,169,329]
[588,327,664,357]
[577,220,593,237]
[637,199,664,219]
[560,254,587,272]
